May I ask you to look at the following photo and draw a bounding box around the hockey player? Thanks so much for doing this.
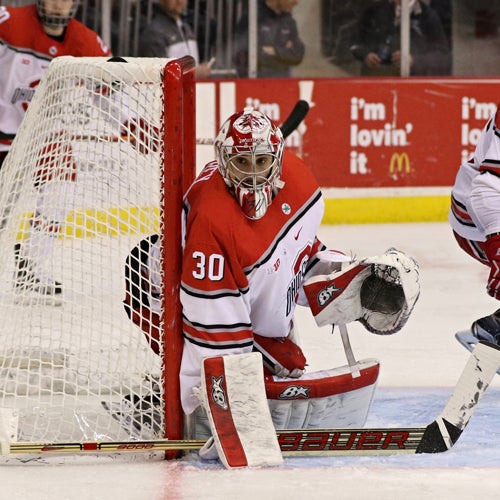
[451,103,500,348]
[178,107,419,416]
[118,107,420,457]
[0,0,111,298]
[179,107,325,416]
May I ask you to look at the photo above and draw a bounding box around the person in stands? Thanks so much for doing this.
[233,0,305,78]
[138,0,211,79]
[350,0,450,76]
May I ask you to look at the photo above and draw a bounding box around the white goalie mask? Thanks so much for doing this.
[37,0,79,31]
[214,107,285,220]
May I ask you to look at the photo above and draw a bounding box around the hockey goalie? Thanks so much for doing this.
[120,107,420,467]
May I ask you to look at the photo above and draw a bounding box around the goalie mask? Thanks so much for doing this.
[215,107,285,220]
[37,0,79,31]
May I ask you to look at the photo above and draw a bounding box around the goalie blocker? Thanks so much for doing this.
[304,248,420,335]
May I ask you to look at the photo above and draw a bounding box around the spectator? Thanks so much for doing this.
[233,0,305,78]
[138,0,211,79]
[350,0,450,76]
[185,0,216,63]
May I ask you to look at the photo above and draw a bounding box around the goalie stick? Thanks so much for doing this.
[2,341,500,458]
[280,99,309,139]
[455,330,500,375]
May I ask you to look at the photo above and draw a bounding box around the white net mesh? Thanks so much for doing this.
[0,57,174,443]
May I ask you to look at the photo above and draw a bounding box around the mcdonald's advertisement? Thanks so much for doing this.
[197,77,500,222]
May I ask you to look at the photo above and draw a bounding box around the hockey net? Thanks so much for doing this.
[0,56,195,449]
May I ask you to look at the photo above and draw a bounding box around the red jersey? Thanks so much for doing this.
[0,4,111,150]
[180,151,326,413]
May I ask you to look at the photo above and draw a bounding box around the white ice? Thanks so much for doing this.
[2,222,500,500]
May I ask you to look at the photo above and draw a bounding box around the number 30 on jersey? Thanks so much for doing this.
[191,251,224,281]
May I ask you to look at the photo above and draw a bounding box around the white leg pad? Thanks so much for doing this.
[199,352,283,468]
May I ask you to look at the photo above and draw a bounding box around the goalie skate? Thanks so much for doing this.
[102,390,162,440]
[13,245,62,306]
[456,309,500,374]
[12,278,63,306]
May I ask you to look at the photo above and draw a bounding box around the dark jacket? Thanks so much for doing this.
[350,0,450,76]
[138,5,199,62]
[234,0,305,78]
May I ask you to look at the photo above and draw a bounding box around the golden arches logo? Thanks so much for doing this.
[389,152,411,174]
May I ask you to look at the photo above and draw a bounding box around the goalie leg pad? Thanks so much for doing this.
[264,360,380,429]
[198,352,283,468]
[0,407,18,451]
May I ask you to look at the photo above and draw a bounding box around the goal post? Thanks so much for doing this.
[162,58,195,453]
[0,55,195,456]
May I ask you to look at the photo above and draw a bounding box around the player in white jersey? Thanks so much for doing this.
[450,103,500,346]
[0,0,111,298]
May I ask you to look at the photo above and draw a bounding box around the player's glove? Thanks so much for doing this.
[253,334,306,378]
[485,233,500,299]
[304,248,420,335]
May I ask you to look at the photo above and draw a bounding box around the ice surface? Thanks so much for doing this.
[2,222,500,500]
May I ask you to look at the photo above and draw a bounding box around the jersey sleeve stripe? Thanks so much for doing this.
[183,315,252,332]
[183,322,254,349]
[183,333,254,350]
[304,239,327,274]
[450,195,476,227]
[0,40,53,62]
[479,159,500,175]
[181,282,248,299]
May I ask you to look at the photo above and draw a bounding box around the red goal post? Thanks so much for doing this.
[0,55,195,459]
[162,57,196,452]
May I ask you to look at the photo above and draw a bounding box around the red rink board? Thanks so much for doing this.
[207,78,500,189]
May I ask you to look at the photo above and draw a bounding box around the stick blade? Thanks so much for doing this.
[415,418,462,454]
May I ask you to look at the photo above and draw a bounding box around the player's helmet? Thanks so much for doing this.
[214,107,285,220]
[36,0,79,30]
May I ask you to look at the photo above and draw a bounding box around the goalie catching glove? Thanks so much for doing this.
[303,248,420,335]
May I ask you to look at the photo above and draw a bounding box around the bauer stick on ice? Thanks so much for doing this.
[3,341,499,458]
